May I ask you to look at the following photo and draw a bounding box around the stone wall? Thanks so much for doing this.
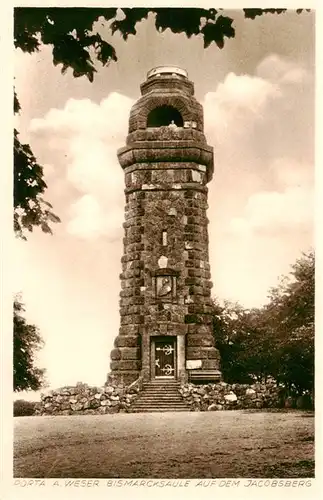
[34,382,141,416]
[33,380,312,415]
[179,380,282,411]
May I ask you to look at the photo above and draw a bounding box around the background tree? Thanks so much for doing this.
[213,250,314,397]
[213,301,272,384]
[264,250,314,395]
[13,296,46,391]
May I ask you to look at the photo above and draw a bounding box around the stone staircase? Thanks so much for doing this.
[129,380,190,413]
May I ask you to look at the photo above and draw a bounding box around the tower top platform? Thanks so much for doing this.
[147,66,188,79]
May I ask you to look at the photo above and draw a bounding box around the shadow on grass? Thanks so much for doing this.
[241,409,314,416]
[264,459,315,478]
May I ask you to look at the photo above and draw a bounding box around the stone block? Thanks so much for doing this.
[188,268,202,277]
[110,360,141,371]
[187,324,198,334]
[194,324,213,335]
[119,347,141,360]
[186,347,208,359]
[110,349,121,361]
[185,277,202,286]
[224,392,237,402]
[186,335,214,347]
[114,336,140,348]
[190,285,204,295]
[119,325,140,336]
[202,359,220,370]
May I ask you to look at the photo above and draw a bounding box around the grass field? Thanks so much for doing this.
[14,410,314,478]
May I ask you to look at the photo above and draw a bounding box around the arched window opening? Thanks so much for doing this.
[147,105,184,128]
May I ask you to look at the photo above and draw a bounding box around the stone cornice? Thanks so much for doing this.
[118,141,214,179]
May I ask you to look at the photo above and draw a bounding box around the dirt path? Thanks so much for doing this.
[14,410,314,478]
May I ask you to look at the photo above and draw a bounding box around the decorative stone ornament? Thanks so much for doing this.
[158,255,168,268]
[157,276,172,297]
[152,268,178,302]
[108,66,221,385]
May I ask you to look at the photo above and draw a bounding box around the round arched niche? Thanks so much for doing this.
[147,105,184,128]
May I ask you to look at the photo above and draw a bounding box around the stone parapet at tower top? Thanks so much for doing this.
[108,65,221,386]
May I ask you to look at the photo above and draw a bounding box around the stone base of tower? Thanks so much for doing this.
[108,337,142,385]
[185,319,221,382]
[107,370,140,386]
[108,318,221,387]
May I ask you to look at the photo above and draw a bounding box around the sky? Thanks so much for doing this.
[13,8,315,393]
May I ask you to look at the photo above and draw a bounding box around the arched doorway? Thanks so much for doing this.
[147,105,184,127]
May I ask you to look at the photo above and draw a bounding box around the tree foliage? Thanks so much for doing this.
[14,8,309,79]
[14,92,61,239]
[264,251,315,393]
[13,296,46,392]
[14,129,61,239]
[214,251,314,395]
[213,302,273,384]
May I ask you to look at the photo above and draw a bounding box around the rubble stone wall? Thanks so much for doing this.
[179,380,283,411]
[34,380,312,416]
[34,383,141,416]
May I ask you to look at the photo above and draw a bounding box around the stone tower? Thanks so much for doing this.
[109,66,221,386]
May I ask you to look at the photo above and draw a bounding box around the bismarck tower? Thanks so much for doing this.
[109,66,221,386]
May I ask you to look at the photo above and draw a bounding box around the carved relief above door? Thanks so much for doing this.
[152,268,179,303]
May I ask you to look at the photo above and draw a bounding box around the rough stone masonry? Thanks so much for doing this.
[109,66,221,385]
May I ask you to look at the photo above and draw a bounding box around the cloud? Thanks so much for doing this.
[205,71,281,115]
[256,54,310,85]
[230,185,313,236]
[203,71,281,155]
[203,54,313,307]
[31,92,132,141]
[67,194,123,239]
[203,53,312,153]
[30,92,134,239]
[270,157,314,188]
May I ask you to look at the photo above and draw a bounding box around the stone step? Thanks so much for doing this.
[131,408,189,413]
[143,388,180,391]
[128,380,189,413]
[144,379,179,382]
[132,400,188,406]
[135,394,183,399]
[137,393,183,401]
[144,381,180,384]
[143,386,180,389]
[131,406,189,411]
[143,385,180,389]
[143,384,180,388]
[130,401,190,407]
[136,396,184,400]
[130,401,189,407]
[142,390,180,393]
[141,391,181,396]
[143,386,180,390]
[133,401,186,408]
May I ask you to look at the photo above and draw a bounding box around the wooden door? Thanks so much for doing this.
[154,338,176,378]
